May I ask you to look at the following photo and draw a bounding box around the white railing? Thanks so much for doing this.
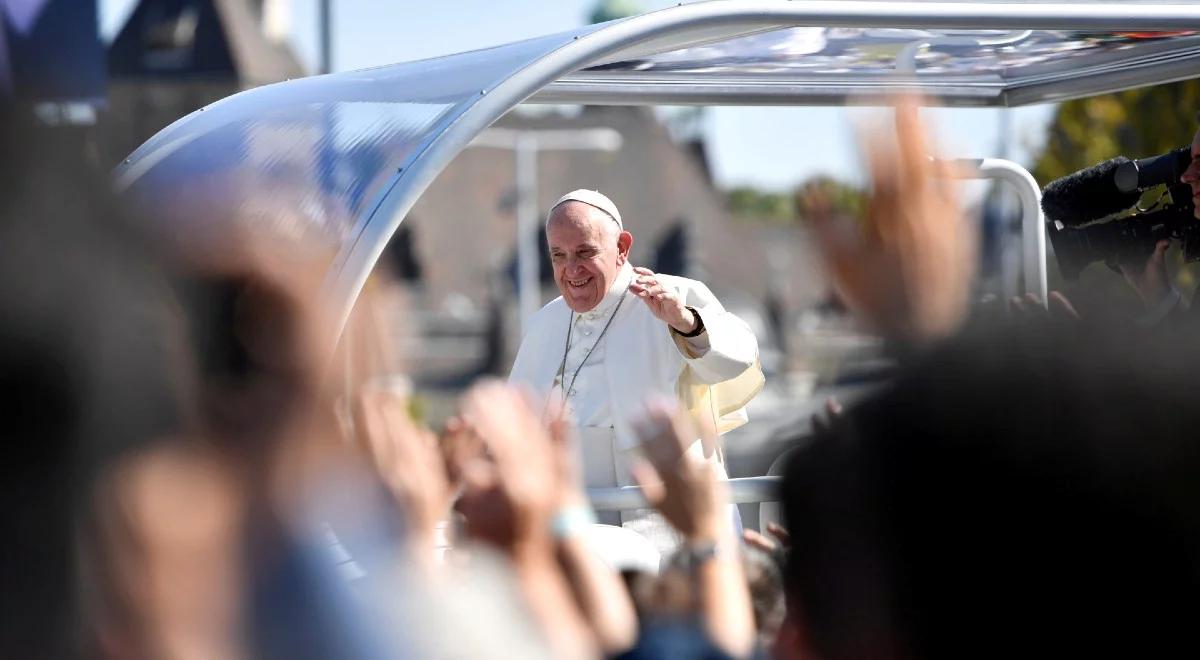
[587,476,782,512]
[948,157,1048,305]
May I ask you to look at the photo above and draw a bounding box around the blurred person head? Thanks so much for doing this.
[780,320,1200,659]
[0,109,195,659]
[1178,122,1200,218]
[169,234,335,461]
[545,190,634,313]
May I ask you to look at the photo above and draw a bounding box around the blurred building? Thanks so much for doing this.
[1,0,105,125]
[99,0,303,165]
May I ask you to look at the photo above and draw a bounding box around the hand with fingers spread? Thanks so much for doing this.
[457,381,614,659]
[1119,239,1173,309]
[352,389,451,557]
[629,266,701,335]
[630,401,725,542]
[810,98,975,345]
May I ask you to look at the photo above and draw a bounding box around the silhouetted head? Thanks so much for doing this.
[781,321,1200,659]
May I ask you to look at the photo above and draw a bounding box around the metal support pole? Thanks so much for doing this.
[949,158,1048,305]
[515,134,540,328]
[319,0,332,74]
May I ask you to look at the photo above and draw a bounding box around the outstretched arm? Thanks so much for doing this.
[629,267,759,384]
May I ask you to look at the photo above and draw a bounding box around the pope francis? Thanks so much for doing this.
[509,189,764,535]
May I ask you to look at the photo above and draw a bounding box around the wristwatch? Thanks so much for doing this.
[675,538,732,571]
[676,306,706,338]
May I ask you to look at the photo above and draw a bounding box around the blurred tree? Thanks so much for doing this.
[727,186,794,222]
[726,177,867,223]
[590,0,643,24]
[793,176,867,222]
[1032,79,1200,185]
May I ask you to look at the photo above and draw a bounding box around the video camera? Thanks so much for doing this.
[1041,146,1197,279]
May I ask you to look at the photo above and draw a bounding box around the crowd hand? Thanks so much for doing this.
[440,414,482,489]
[459,382,600,659]
[810,97,975,345]
[743,522,791,556]
[459,381,563,554]
[544,393,589,508]
[810,396,843,437]
[1008,291,1081,322]
[1119,239,1172,308]
[631,400,756,658]
[629,266,699,334]
[630,400,726,542]
[542,395,640,655]
[453,387,590,545]
[352,389,452,564]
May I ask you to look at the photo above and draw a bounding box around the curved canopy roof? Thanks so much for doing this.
[113,1,1200,334]
[543,27,1200,107]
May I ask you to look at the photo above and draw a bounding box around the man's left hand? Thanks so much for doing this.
[629,266,699,334]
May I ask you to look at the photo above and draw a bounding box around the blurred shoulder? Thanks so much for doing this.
[520,296,568,338]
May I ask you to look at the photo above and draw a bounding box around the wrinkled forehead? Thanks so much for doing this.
[546,202,616,247]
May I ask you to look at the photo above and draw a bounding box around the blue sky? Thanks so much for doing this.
[98,0,1057,191]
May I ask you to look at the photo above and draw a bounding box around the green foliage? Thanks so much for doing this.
[726,177,867,224]
[1032,79,1200,186]
[793,176,867,222]
[727,186,794,222]
[589,0,643,24]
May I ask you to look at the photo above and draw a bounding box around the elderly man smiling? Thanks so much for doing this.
[509,189,763,532]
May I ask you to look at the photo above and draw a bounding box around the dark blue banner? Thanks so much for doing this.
[2,0,105,102]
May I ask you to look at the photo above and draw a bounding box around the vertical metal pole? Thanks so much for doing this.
[319,0,332,74]
[516,133,540,333]
[995,109,1018,302]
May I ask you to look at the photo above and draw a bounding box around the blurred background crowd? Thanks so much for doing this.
[5,1,1200,659]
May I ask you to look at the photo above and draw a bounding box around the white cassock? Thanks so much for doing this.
[509,261,763,551]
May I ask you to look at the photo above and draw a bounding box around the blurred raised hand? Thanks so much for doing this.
[456,381,603,659]
[631,400,756,658]
[352,387,452,563]
[810,98,976,344]
[630,402,727,543]
[455,382,562,552]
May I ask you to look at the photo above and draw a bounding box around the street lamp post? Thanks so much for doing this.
[469,127,623,333]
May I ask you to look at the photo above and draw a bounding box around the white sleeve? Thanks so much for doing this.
[669,280,759,384]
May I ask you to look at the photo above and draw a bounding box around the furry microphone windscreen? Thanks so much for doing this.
[1041,157,1143,226]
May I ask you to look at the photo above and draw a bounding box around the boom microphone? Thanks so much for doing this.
[1114,146,1190,194]
[1041,157,1142,227]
